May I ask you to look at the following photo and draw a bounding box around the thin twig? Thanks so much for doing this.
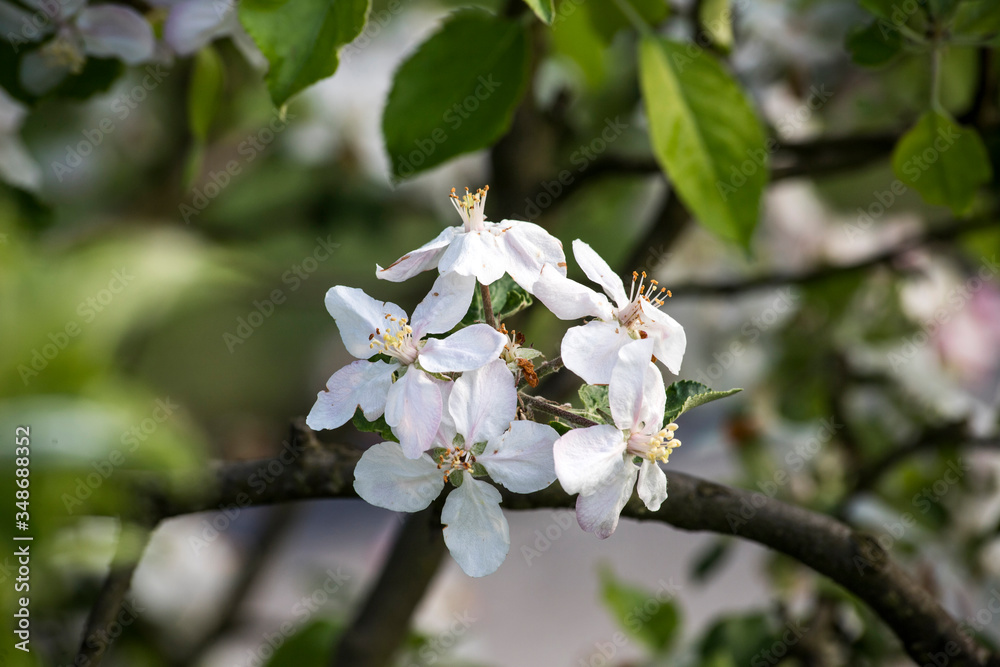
[518,393,598,428]
[480,282,497,328]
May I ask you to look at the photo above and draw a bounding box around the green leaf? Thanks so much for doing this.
[846,20,903,67]
[952,0,1000,37]
[638,37,768,248]
[550,0,607,87]
[699,0,733,50]
[578,384,611,423]
[383,11,531,180]
[352,408,397,442]
[188,46,225,143]
[600,567,682,653]
[548,420,572,435]
[690,538,733,582]
[239,0,369,106]
[587,0,669,42]
[891,111,992,214]
[461,274,533,325]
[663,380,741,423]
[699,614,777,665]
[522,0,554,24]
[266,619,339,666]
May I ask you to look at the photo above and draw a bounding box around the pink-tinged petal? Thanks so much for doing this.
[575,462,638,539]
[19,0,83,21]
[573,239,628,309]
[448,359,515,446]
[418,324,506,373]
[609,337,656,431]
[639,301,686,375]
[410,271,476,340]
[561,321,632,385]
[76,5,155,64]
[0,1,51,39]
[637,354,666,434]
[353,441,443,512]
[553,424,626,496]
[441,478,509,577]
[325,286,407,360]
[438,229,506,285]
[500,220,565,292]
[385,368,443,458]
[533,265,614,322]
[636,459,667,511]
[306,360,396,430]
[19,49,72,96]
[163,0,231,56]
[434,380,458,446]
[479,421,557,493]
[377,226,461,282]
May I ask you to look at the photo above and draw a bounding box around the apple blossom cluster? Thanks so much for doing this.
[308,186,698,577]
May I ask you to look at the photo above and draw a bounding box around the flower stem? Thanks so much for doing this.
[519,393,598,428]
[480,282,497,328]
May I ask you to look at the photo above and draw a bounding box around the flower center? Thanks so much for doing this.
[368,314,419,365]
[41,34,86,74]
[436,447,476,483]
[627,423,680,463]
[449,185,489,232]
[617,270,671,336]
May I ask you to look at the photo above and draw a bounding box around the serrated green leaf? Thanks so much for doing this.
[352,408,397,442]
[188,46,224,142]
[522,0,554,23]
[600,567,682,652]
[638,37,767,249]
[663,380,741,423]
[383,11,530,180]
[891,111,992,214]
[239,0,369,106]
[846,20,903,67]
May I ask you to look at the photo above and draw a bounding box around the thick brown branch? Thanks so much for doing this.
[120,439,999,667]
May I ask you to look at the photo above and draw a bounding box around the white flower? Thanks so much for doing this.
[352,359,559,577]
[10,0,155,95]
[376,186,566,293]
[307,271,506,457]
[553,339,679,538]
[534,239,686,385]
[0,87,42,192]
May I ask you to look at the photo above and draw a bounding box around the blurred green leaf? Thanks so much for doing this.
[188,46,225,143]
[600,567,682,653]
[951,0,1000,37]
[587,0,669,42]
[846,21,903,67]
[663,380,741,423]
[523,0,554,23]
[638,37,767,249]
[690,538,733,582]
[891,111,992,213]
[461,274,533,325]
[266,619,340,666]
[383,11,530,179]
[699,0,733,50]
[239,0,369,106]
[550,0,607,87]
[699,613,778,664]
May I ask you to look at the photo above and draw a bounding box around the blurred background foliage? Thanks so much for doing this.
[0,0,999,664]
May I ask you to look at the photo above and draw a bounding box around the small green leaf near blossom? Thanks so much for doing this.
[663,380,741,423]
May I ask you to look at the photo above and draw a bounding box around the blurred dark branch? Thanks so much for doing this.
[105,420,1000,667]
[330,499,447,667]
[74,524,153,667]
[668,214,999,298]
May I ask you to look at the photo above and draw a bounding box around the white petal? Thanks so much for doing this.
[76,5,155,64]
[410,271,476,339]
[163,0,231,55]
[561,321,631,385]
[479,421,558,493]
[19,49,71,96]
[441,479,509,577]
[325,286,407,360]
[500,220,565,292]
[438,230,506,285]
[306,360,396,430]
[0,136,42,192]
[0,1,49,41]
[553,424,626,496]
[575,462,638,539]
[448,359,515,446]
[640,301,687,375]
[533,265,613,321]
[418,324,505,373]
[353,442,443,512]
[385,369,443,458]
[637,352,666,434]
[573,239,628,309]
[377,226,461,282]
[637,459,667,511]
[609,337,656,431]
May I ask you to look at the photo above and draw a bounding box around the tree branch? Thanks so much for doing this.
[114,433,1000,667]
